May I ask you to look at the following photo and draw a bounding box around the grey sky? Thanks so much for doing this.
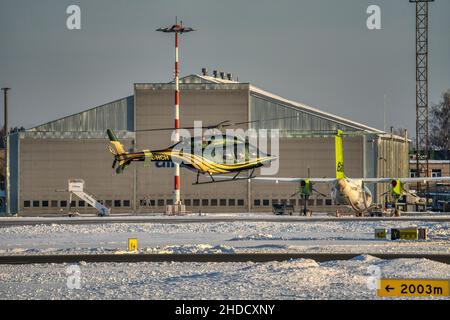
[1,0,449,134]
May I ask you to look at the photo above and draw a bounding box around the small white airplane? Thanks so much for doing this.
[251,130,450,216]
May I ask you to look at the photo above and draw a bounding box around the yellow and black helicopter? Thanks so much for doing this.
[107,118,288,184]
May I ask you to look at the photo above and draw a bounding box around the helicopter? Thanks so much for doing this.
[106,117,288,184]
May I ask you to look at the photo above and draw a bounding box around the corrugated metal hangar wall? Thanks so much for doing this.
[6,75,409,216]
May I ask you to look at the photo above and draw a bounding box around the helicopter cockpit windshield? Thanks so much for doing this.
[173,135,268,164]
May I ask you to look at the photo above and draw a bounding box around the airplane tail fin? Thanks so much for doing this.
[107,129,129,174]
[335,130,345,179]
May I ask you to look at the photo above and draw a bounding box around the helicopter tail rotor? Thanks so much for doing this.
[107,129,131,174]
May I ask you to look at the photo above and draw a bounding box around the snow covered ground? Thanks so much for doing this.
[0,219,449,255]
[0,218,449,300]
[0,255,449,300]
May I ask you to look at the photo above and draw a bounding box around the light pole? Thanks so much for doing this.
[156,20,195,207]
[2,87,10,214]
[409,0,434,203]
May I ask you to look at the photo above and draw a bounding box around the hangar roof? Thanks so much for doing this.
[25,96,135,139]
[24,74,392,138]
[191,74,383,134]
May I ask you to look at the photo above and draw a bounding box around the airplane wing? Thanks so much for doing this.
[251,177,337,183]
[213,175,450,184]
[361,177,450,184]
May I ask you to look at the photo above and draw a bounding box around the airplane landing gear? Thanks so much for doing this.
[356,211,364,217]
[301,198,312,216]
[301,208,312,216]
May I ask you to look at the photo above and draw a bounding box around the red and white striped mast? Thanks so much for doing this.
[157,19,195,205]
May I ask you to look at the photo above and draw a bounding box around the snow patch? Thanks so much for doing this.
[0,220,448,255]
[229,233,284,241]
[1,257,448,299]
[144,244,235,254]
[267,258,320,271]
[350,254,382,262]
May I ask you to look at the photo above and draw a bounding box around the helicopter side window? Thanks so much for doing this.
[234,141,245,162]
[223,144,235,163]
[204,144,223,163]
[236,149,245,161]
[223,150,234,161]
[225,137,247,164]
[248,144,259,160]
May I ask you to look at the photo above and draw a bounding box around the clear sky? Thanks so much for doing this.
[1,0,449,134]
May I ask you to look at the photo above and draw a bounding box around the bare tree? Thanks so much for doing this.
[430,89,450,159]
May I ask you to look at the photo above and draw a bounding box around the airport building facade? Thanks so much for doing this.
[6,74,409,216]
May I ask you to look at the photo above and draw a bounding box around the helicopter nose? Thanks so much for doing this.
[261,155,277,167]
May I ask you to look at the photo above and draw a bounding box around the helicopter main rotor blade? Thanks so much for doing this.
[136,116,301,133]
[136,116,379,134]
[135,120,232,132]
[136,127,194,132]
[229,116,300,127]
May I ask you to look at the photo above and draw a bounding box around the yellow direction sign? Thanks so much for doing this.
[378,279,449,297]
[128,238,138,252]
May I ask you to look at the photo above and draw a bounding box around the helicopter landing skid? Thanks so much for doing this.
[193,169,256,185]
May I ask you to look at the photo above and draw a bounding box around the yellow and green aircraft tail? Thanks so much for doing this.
[335,130,345,179]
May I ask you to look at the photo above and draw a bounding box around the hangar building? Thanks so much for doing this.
[5,73,409,216]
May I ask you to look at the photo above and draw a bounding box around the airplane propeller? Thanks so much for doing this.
[289,187,327,199]
[289,191,300,199]
[312,188,328,198]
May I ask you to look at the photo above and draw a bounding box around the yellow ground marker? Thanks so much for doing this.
[128,238,138,252]
[378,279,449,297]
